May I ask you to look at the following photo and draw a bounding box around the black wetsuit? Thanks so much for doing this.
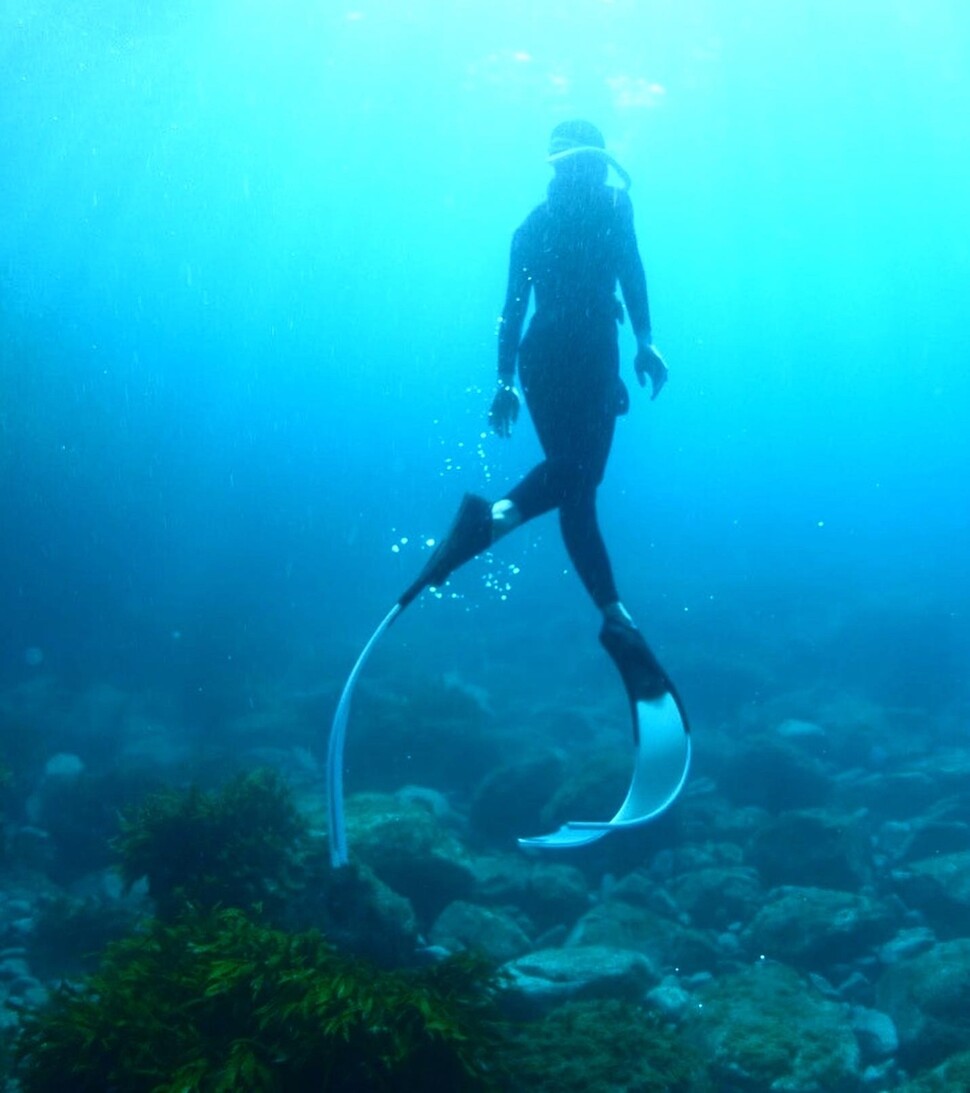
[497,178,652,608]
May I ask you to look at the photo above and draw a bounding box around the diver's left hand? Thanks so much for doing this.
[635,343,669,400]
[489,383,520,438]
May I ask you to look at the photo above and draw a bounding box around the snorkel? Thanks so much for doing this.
[547,119,633,190]
[547,144,632,190]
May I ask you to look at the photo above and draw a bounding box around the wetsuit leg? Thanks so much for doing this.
[559,488,619,608]
[507,322,622,608]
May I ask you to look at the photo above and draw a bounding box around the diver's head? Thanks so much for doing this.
[547,119,630,190]
[548,119,607,158]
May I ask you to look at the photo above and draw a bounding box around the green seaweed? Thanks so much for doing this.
[14,907,505,1092]
[113,768,308,921]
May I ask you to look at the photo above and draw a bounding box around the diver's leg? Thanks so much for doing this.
[558,489,620,610]
[490,498,522,540]
[397,468,547,608]
[503,459,568,527]
[603,600,637,627]
[398,494,495,607]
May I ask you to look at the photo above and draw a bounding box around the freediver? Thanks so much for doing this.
[328,120,688,865]
[400,119,673,701]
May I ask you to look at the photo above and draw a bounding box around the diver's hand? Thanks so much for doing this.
[635,343,669,400]
[489,382,520,438]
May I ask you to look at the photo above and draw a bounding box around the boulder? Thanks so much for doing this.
[344,793,476,922]
[429,900,531,963]
[468,753,564,846]
[471,855,590,930]
[684,961,861,1090]
[893,851,970,938]
[668,865,764,930]
[876,938,970,1070]
[742,886,898,971]
[567,897,718,974]
[894,1050,970,1092]
[501,945,658,1018]
[747,808,873,890]
[715,736,832,812]
[849,1005,899,1063]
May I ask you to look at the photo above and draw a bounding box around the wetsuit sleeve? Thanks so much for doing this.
[615,192,652,338]
[497,227,531,380]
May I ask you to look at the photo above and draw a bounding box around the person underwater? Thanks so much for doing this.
[402,119,668,635]
[328,121,690,865]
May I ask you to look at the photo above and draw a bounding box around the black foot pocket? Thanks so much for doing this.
[599,618,670,703]
[399,494,493,608]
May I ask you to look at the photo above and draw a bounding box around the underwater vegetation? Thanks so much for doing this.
[114,767,308,921]
[12,766,723,1091]
[14,907,505,1092]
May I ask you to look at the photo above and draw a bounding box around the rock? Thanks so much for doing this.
[878,926,936,965]
[850,1005,898,1063]
[835,770,943,820]
[17,983,49,1009]
[645,974,691,1020]
[837,970,874,1003]
[776,717,826,741]
[468,753,564,845]
[876,938,970,1070]
[684,961,861,1091]
[747,808,874,891]
[313,860,419,967]
[861,1059,898,1087]
[894,1049,970,1092]
[42,753,85,780]
[716,736,832,811]
[567,897,718,974]
[893,851,970,938]
[501,945,658,1018]
[0,957,32,982]
[877,819,970,866]
[742,886,898,971]
[668,865,764,930]
[345,677,502,795]
[5,825,56,872]
[343,794,476,922]
[470,856,589,930]
[430,900,531,963]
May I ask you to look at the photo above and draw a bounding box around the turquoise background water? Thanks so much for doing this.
[2,1,967,710]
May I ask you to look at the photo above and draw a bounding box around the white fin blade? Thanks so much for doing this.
[517,692,690,849]
[327,604,401,867]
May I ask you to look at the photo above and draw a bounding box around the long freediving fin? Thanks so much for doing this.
[327,603,401,867]
[399,493,493,609]
[518,621,690,850]
[327,494,494,868]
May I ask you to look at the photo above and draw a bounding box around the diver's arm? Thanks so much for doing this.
[615,192,668,399]
[497,228,531,383]
[490,229,528,437]
[615,191,652,343]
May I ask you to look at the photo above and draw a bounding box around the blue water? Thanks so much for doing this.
[2,1,968,717]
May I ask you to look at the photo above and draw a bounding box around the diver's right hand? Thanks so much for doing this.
[635,343,669,400]
[489,383,520,438]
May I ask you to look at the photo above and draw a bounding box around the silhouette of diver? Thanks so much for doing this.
[328,121,689,865]
[401,120,671,680]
